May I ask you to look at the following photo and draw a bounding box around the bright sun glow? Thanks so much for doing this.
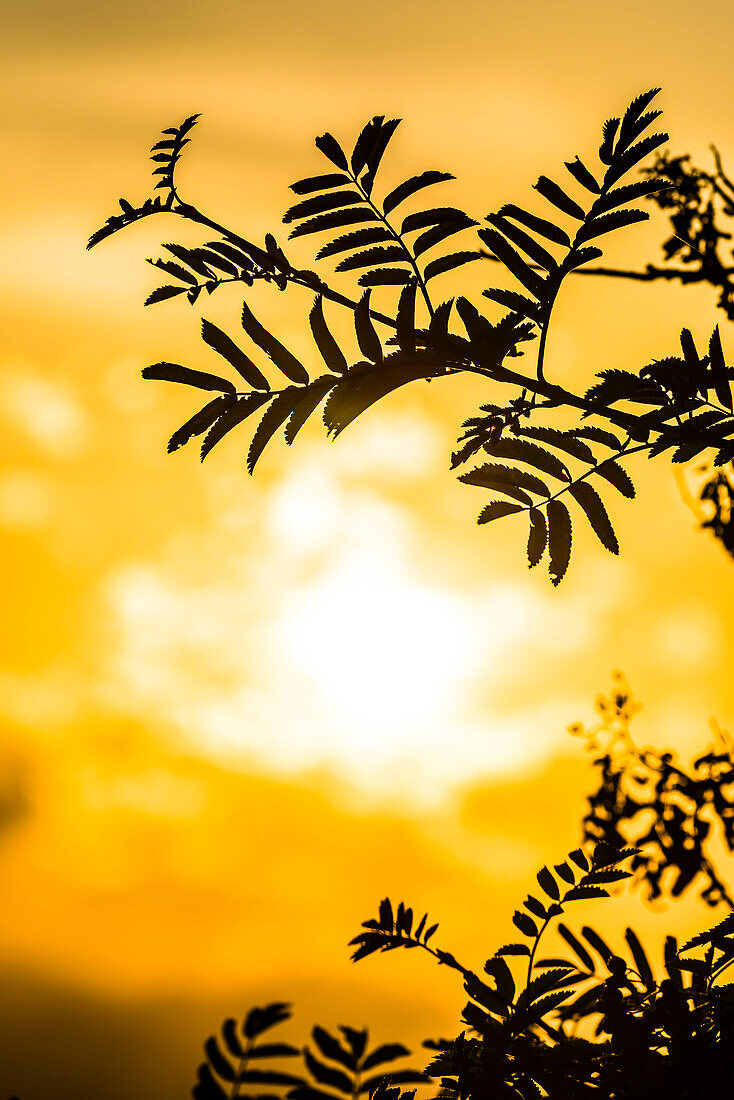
[273,548,483,761]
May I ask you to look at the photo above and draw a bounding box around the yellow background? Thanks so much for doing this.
[2,2,734,1096]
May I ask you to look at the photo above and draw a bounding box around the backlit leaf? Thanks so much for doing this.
[241,301,309,384]
[382,171,455,216]
[289,209,378,239]
[547,499,572,585]
[354,290,382,362]
[568,481,619,554]
[527,508,547,568]
[202,319,271,390]
[290,172,352,194]
[315,132,348,170]
[309,297,348,374]
[534,176,585,220]
[142,362,236,393]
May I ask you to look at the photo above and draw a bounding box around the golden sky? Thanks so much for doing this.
[2,2,734,1096]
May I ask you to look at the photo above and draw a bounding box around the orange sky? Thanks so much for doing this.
[3,2,734,1097]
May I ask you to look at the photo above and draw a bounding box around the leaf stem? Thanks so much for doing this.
[349,176,435,318]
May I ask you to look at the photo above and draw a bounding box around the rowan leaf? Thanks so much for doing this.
[568,481,619,554]
[547,499,572,585]
[201,319,270,390]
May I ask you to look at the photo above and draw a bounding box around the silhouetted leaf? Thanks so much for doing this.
[527,508,547,568]
[351,116,386,178]
[594,459,635,499]
[423,923,439,943]
[361,118,401,194]
[193,248,239,276]
[289,209,378,239]
[361,1044,411,1073]
[563,886,610,901]
[142,362,236,393]
[561,246,603,272]
[309,297,348,375]
[202,319,271,390]
[317,227,393,259]
[244,1003,292,1040]
[221,1018,245,1059]
[354,290,382,362]
[537,867,560,901]
[569,849,589,871]
[145,285,189,305]
[423,251,481,281]
[581,927,614,964]
[477,500,525,523]
[568,481,619,554]
[413,220,474,256]
[516,426,594,463]
[149,257,199,284]
[312,1027,356,1072]
[575,209,647,245]
[382,171,455,216]
[204,1037,235,1082]
[247,389,300,473]
[395,279,417,353]
[290,172,352,194]
[513,911,538,937]
[625,928,654,986]
[167,394,233,453]
[484,437,570,481]
[162,242,215,277]
[496,204,571,247]
[604,132,668,188]
[617,89,661,149]
[338,1027,368,1062]
[315,133,348,170]
[241,302,309,384]
[573,426,622,448]
[459,462,550,498]
[379,898,393,932]
[524,895,547,919]
[401,207,472,234]
[284,191,365,224]
[554,862,576,885]
[709,326,732,410]
[304,1049,353,1095]
[486,214,558,272]
[590,178,665,215]
[565,158,600,193]
[194,1062,228,1100]
[482,287,542,323]
[534,176,585,220]
[547,499,572,585]
[496,943,531,957]
[200,393,270,460]
[558,924,594,971]
[396,902,413,936]
[598,117,620,164]
[324,355,430,438]
[358,268,413,287]
[477,227,545,299]
[334,245,407,272]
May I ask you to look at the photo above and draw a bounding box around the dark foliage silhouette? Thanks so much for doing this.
[89,88,734,584]
[66,86,734,1100]
[192,1003,427,1100]
[572,674,734,909]
[181,680,734,1100]
[345,706,734,1098]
